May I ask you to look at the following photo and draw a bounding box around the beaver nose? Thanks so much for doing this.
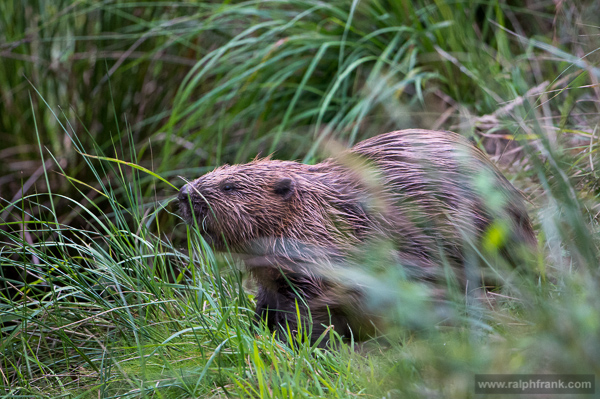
[180,183,190,197]
[178,183,194,205]
[179,183,207,209]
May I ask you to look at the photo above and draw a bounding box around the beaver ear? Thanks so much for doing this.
[273,177,295,200]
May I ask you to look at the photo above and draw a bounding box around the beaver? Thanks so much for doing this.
[178,129,536,345]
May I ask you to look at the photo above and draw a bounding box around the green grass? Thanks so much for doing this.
[1,0,600,397]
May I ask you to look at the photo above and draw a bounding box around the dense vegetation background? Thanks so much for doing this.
[1,0,599,397]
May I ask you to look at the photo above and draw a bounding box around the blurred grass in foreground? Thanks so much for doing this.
[1,0,600,397]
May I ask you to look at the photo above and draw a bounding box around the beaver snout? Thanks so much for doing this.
[177,183,193,210]
[179,183,191,197]
[178,183,208,224]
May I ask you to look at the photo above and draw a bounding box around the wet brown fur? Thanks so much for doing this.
[178,129,536,344]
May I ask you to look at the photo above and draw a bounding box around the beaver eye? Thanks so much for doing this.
[221,183,236,193]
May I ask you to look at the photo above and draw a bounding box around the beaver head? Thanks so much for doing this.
[178,160,306,249]
[178,157,371,260]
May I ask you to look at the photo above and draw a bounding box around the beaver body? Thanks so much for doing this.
[179,129,535,343]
